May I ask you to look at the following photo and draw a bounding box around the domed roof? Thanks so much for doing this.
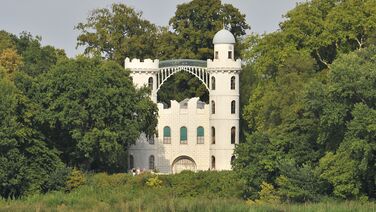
[213,29,236,44]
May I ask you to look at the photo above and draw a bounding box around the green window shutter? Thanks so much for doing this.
[164,126,171,137]
[197,127,204,137]
[180,127,187,141]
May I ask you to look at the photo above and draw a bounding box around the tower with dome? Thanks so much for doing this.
[125,29,241,173]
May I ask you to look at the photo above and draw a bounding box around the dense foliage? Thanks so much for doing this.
[1,172,375,211]
[234,0,376,202]
[0,30,158,198]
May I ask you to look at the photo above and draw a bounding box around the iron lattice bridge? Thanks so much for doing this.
[157,59,209,91]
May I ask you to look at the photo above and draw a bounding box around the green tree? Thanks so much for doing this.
[167,0,250,60]
[0,77,64,199]
[76,3,158,64]
[31,57,158,172]
[317,48,376,199]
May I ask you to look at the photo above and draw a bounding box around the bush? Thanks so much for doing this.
[42,166,71,193]
[65,168,85,192]
[146,175,163,188]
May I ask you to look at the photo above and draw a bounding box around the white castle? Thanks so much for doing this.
[125,29,241,173]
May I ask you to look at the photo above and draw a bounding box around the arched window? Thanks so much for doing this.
[149,155,155,170]
[211,101,215,114]
[197,126,204,144]
[211,156,216,170]
[231,100,236,114]
[231,76,235,90]
[163,126,171,144]
[231,155,236,165]
[180,127,187,144]
[211,76,216,90]
[129,155,134,169]
[148,77,153,90]
[231,127,236,144]
[211,127,216,144]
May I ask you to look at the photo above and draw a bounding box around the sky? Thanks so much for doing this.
[0,0,304,57]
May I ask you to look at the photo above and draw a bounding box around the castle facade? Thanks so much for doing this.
[125,29,241,173]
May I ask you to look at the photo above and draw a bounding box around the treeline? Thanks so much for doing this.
[0,32,157,198]
[0,0,375,203]
[234,0,376,202]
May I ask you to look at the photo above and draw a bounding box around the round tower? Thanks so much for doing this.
[208,29,241,170]
[124,58,159,103]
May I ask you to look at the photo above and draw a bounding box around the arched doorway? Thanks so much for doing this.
[172,156,197,174]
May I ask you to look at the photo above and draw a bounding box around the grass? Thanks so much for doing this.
[0,172,374,212]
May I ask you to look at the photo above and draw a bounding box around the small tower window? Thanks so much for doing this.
[180,127,187,144]
[211,127,216,144]
[231,127,236,144]
[211,101,215,114]
[197,126,204,144]
[211,156,216,170]
[228,51,233,59]
[215,51,219,59]
[129,155,134,169]
[148,77,153,90]
[149,155,155,170]
[231,76,235,90]
[231,100,236,114]
[211,76,216,90]
[163,126,171,144]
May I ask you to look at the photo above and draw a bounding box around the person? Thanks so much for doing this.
[132,168,136,176]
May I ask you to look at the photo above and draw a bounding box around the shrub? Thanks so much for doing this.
[146,175,163,188]
[65,168,85,192]
[42,166,71,193]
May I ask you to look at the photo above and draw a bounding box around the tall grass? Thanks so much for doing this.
[0,172,374,211]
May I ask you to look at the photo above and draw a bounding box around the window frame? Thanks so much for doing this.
[211,76,216,90]
[148,77,153,90]
[231,127,236,144]
[197,126,204,144]
[163,126,171,144]
[231,76,235,90]
[180,126,188,144]
[231,100,236,114]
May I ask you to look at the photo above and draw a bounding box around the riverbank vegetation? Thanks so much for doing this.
[0,171,374,211]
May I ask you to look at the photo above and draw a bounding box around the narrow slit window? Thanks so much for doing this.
[231,127,236,144]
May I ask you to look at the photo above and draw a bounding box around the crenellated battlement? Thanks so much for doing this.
[207,58,242,71]
[124,57,159,70]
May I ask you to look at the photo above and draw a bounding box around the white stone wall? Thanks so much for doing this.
[129,98,211,173]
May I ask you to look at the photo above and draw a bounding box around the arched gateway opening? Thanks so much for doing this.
[156,59,210,106]
[172,156,197,174]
